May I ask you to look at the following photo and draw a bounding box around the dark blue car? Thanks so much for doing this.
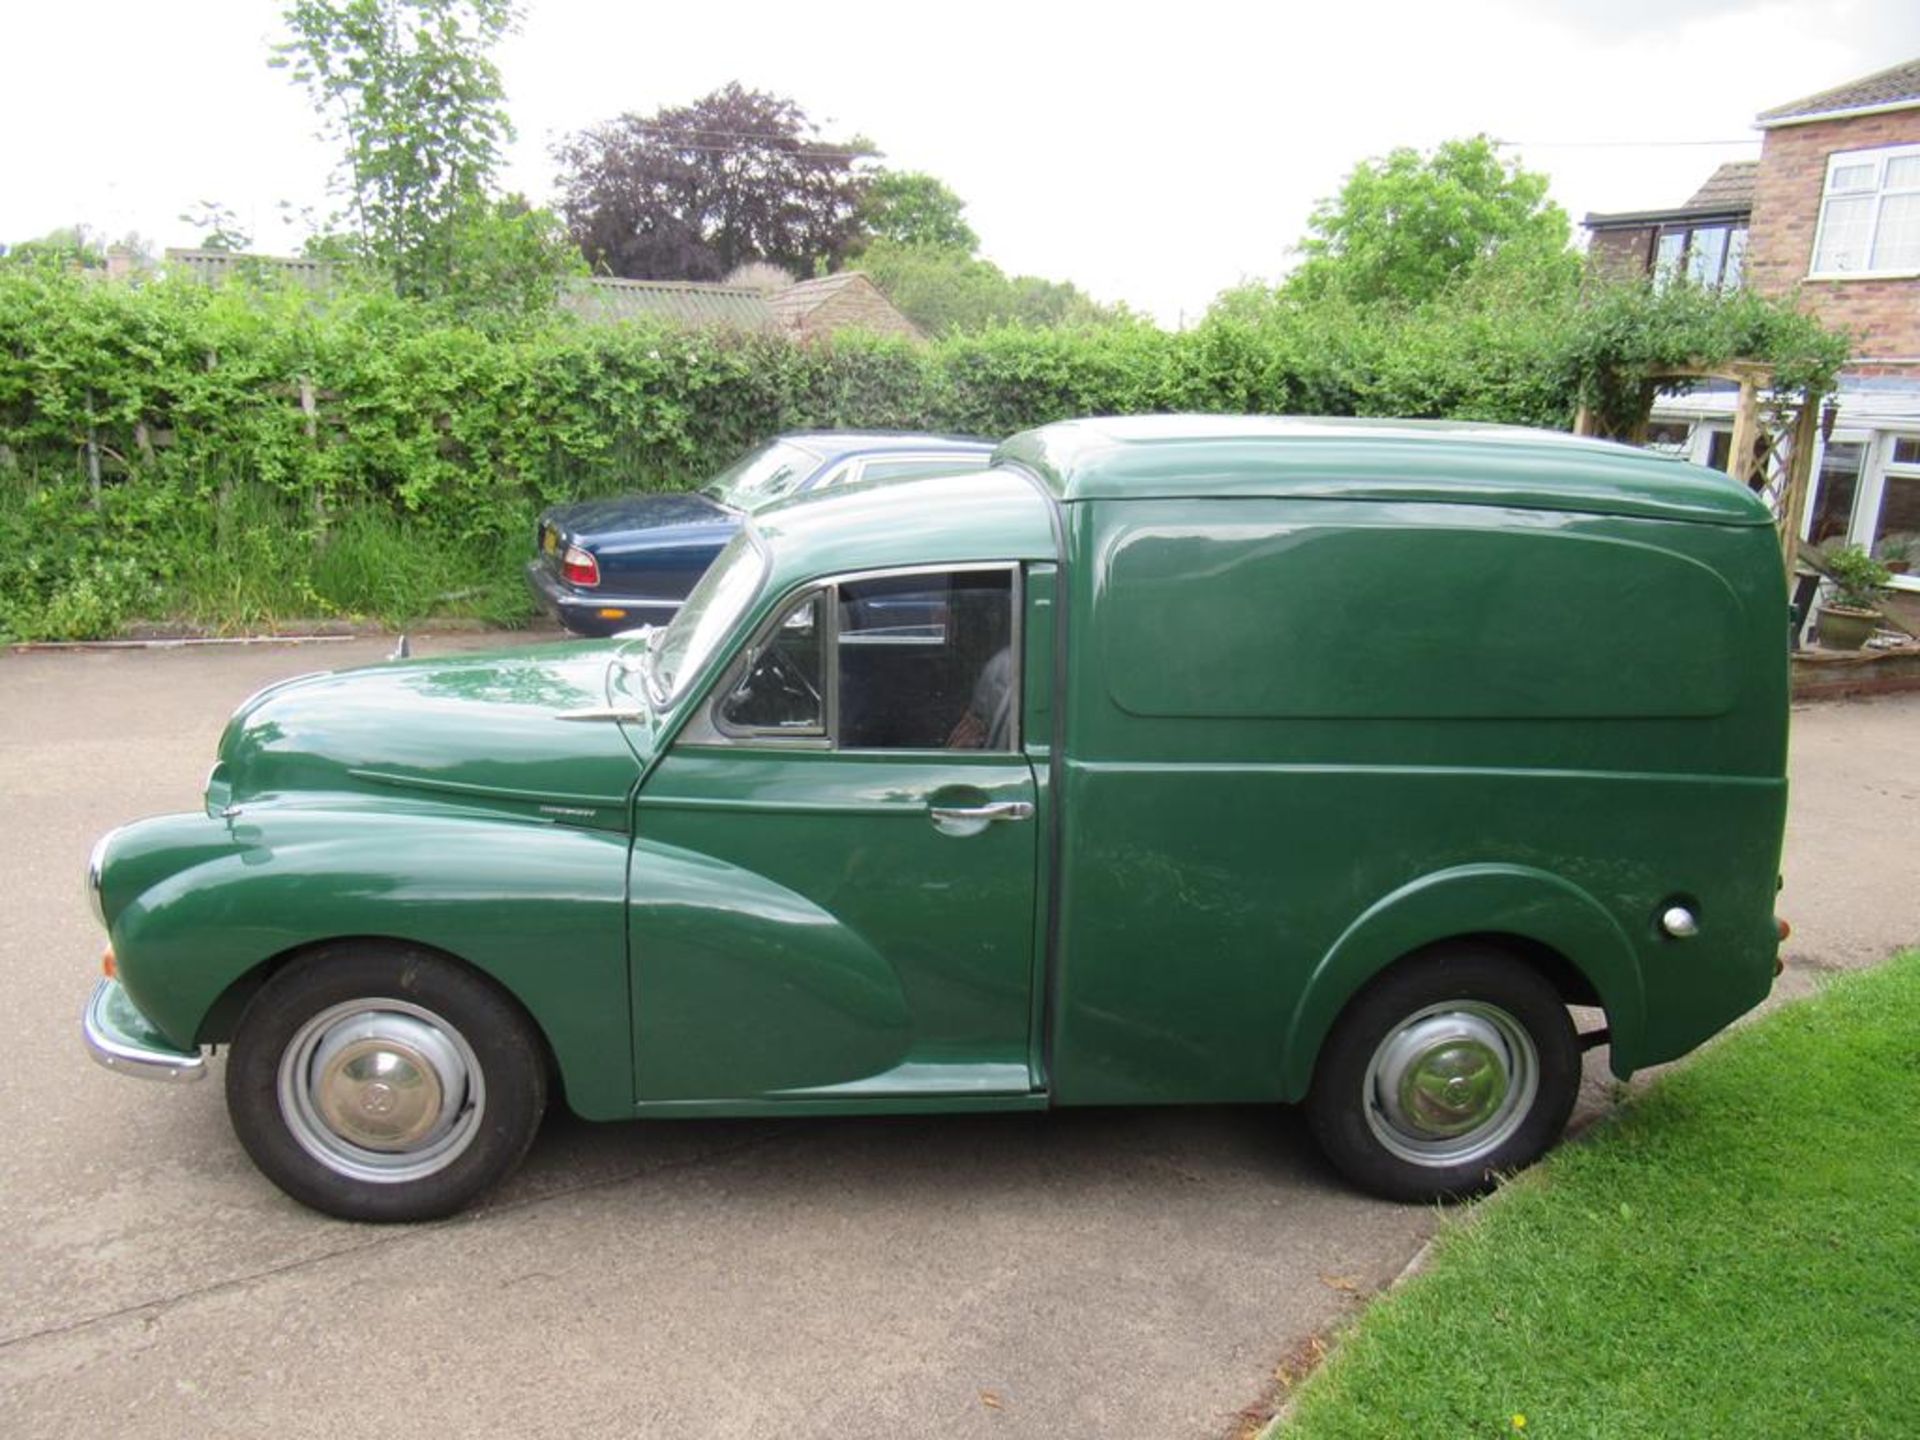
[527,432,996,636]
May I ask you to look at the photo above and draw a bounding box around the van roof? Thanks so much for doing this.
[996,415,1777,526]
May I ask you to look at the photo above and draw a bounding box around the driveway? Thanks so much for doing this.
[2,637,1914,1439]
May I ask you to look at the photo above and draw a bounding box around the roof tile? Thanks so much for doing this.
[1757,57,1920,124]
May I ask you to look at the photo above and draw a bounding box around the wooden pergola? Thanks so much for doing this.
[1573,362,1825,581]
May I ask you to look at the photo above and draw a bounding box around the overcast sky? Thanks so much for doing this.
[7,0,1919,325]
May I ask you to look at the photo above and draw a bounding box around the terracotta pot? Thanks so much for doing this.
[1815,605,1882,651]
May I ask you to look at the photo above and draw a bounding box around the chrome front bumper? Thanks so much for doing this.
[83,978,205,1082]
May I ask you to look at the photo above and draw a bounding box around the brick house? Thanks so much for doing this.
[1582,58,1920,592]
[1584,161,1756,292]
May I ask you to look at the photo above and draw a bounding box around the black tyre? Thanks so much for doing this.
[226,944,548,1222]
[1304,947,1580,1202]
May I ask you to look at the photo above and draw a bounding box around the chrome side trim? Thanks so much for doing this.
[83,979,207,1083]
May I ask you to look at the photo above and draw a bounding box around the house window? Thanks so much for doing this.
[1810,145,1920,277]
[1807,441,1868,545]
[1653,223,1748,291]
[1875,438,1920,571]
[1642,421,1692,456]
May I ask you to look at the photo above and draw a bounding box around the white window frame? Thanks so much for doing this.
[1807,143,1920,280]
[1799,427,1874,545]
[1858,434,1920,593]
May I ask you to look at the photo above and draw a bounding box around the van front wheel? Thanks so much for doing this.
[1304,950,1579,1202]
[226,944,548,1222]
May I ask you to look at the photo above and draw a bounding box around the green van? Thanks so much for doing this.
[83,416,1790,1220]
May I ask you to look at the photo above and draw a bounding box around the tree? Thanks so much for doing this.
[860,170,977,252]
[554,84,874,282]
[0,225,151,270]
[179,201,253,252]
[856,239,1116,336]
[274,0,519,299]
[1289,135,1576,306]
[2,225,107,268]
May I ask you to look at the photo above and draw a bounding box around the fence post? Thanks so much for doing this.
[85,392,102,505]
[300,374,328,532]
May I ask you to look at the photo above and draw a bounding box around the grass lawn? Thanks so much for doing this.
[1278,951,1920,1439]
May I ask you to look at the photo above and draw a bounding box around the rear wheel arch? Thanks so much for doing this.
[1280,864,1643,1101]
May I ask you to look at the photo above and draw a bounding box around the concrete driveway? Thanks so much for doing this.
[2,637,1914,1440]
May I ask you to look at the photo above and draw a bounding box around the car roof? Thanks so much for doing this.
[778,430,997,464]
[997,414,1775,526]
[752,467,1056,590]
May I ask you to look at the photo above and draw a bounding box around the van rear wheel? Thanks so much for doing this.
[1304,949,1579,1202]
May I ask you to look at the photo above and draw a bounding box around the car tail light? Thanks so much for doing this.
[562,544,600,588]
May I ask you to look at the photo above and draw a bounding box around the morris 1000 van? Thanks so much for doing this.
[84,416,1791,1220]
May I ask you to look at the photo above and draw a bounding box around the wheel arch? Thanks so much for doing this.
[197,934,563,1096]
[107,808,634,1121]
[1280,863,1643,1101]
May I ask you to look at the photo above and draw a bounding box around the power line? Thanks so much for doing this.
[1495,137,1760,149]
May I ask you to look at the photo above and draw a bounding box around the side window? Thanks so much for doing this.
[810,460,860,492]
[838,570,1016,750]
[857,457,976,484]
[716,592,825,735]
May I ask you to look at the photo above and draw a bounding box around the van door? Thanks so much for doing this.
[627,565,1041,1104]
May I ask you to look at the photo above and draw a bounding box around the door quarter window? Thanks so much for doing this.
[715,592,826,736]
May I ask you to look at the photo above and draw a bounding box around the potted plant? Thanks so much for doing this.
[1806,543,1892,650]
[1875,532,1917,576]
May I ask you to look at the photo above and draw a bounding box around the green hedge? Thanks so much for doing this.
[0,264,1846,639]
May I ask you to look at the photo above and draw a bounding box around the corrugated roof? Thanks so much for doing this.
[1757,56,1920,126]
[165,248,337,291]
[560,278,775,330]
[1685,161,1759,210]
[765,272,867,325]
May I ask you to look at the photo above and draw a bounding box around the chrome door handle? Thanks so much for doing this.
[928,800,1034,824]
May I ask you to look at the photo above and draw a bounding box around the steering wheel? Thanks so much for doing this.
[760,645,822,710]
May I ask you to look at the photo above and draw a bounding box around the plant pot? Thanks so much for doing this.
[1815,605,1882,651]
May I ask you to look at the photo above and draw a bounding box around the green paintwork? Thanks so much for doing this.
[92,416,1787,1138]
[103,806,634,1118]
[630,750,1037,1103]
[203,642,643,829]
[1002,415,1778,526]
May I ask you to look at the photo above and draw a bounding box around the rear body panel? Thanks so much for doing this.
[1035,456,1786,1105]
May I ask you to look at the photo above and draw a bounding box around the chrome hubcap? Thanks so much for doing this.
[279,1000,483,1184]
[1364,1002,1538,1168]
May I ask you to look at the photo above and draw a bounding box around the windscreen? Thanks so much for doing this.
[702,442,820,510]
[648,530,769,703]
